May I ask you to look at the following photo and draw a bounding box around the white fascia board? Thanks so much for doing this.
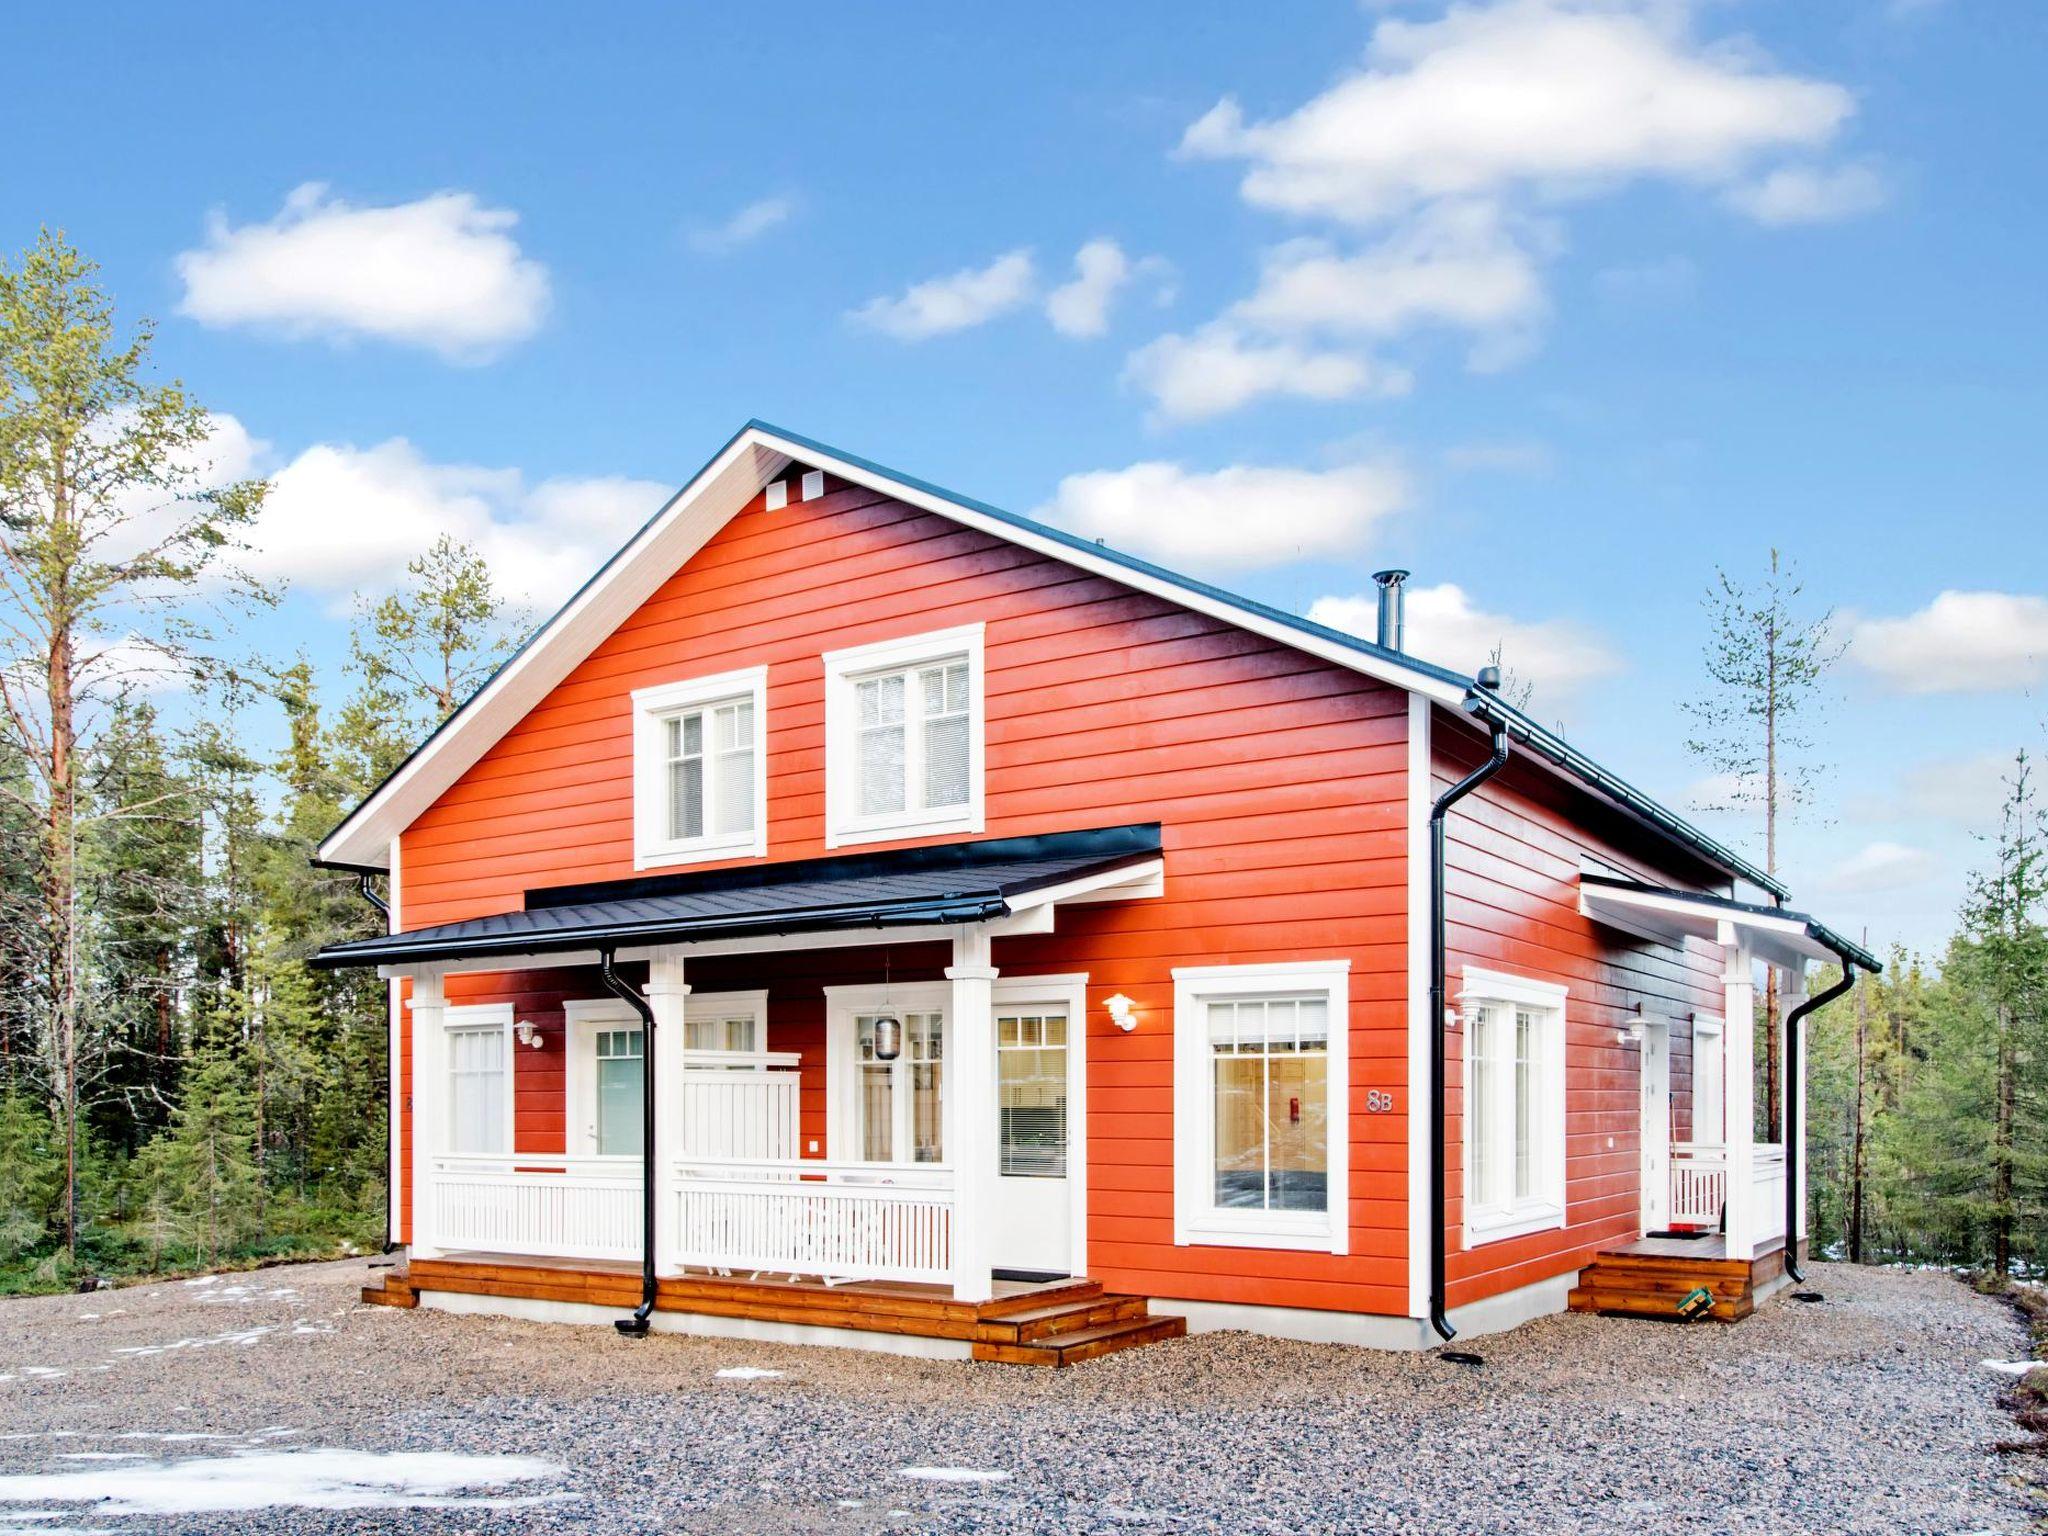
[318,433,792,868]
[1579,884,1834,967]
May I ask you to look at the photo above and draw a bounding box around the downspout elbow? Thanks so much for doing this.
[598,948,659,1336]
[1427,705,1512,1344]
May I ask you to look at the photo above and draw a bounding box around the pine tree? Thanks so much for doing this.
[133,1036,260,1267]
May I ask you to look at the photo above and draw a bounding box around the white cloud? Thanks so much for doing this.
[1231,203,1548,346]
[1813,840,1938,896]
[850,250,1037,340]
[175,183,550,361]
[1725,162,1886,225]
[1309,581,1621,696]
[1866,750,2024,830]
[689,194,797,254]
[1179,1,1858,223]
[1850,591,2048,695]
[76,634,192,696]
[1123,324,1409,424]
[1038,460,1409,569]
[1044,239,1174,339]
[249,440,668,610]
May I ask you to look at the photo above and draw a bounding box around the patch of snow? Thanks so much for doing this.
[181,1276,220,1288]
[19,1369,64,1380]
[0,1448,567,1516]
[714,1366,783,1380]
[898,1467,1010,1484]
[54,1454,144,1462]
[1981,1359,2042,1377]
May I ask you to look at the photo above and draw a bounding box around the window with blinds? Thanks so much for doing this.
[998,1010,1068,1178]
[632,666,768,868]
[823,626,983,847]
[661,696,755,842]
[447,1024,508,1155]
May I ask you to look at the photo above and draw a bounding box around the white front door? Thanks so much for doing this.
[994,1001,1073,1276]
[1640,1020,1672,1233]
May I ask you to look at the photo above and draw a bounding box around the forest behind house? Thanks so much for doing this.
[1,234,2042,1295]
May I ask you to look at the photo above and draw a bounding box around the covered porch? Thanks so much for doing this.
[322,826,1183,1359]
[1569,876,1880,1321]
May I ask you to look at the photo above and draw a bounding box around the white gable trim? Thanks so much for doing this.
[319,423,1461,869]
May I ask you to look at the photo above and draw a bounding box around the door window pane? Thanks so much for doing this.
[594,1028,644,1156]
[854,1010,945,1164]
[998,1010,1067,1177]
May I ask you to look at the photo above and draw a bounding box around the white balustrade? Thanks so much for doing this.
[670,1158,954,1284]
[1670,1141,1728,1227]
[428,1153,642,1262]
[1751,1143,1787,1245]
[677,1067,801,1162]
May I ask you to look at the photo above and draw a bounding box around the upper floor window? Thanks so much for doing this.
[631,665,768,869]
[822,624,985,847]
[1460,967,1568,1245]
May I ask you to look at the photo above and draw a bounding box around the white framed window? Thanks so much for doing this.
[444,1004,514,1156]
[821,624,984,848]
[631,665,768,870]
[1172,961,1350,1254]
[1691,1016,1725,1145]
[1459,967,1568,1246]
[683,989,770,1069]
[825,982,949,1165]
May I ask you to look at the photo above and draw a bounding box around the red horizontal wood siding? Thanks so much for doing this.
[1433,711,1729,1311]
[394,471,1414,1315]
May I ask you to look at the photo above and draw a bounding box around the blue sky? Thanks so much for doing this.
[5,0,2042,957]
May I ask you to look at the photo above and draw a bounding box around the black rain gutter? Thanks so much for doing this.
[1782,943,1877,1282]
[597,948,659,1337]
[1460,690,1788,903]
[1429,693,1512,1343]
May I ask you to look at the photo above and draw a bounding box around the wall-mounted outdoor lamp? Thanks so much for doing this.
[1104,993,1138,1032]
[514,1020,545,1050]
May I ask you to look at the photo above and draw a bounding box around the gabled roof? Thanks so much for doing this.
[312,824,1163,971]
[315,419,1783,903]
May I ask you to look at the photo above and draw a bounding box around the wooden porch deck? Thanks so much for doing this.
[361,1254,1185,1366]
[1569,1233,1797,1323]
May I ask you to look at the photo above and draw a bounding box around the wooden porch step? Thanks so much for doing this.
[1569,1252,1759,1323]
[974,1293,1149,1344]
[971,1311,1186,1367]
[359,1273,417,1309]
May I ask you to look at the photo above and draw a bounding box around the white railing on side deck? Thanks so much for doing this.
[671,1158,954,1285]
[1752,1143,1787,1245]
[677,1068,802,1162]
[428,1153,641,1262]
[1669,1141,1727,1227]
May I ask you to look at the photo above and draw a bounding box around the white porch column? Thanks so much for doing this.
[406,971,447,1260]
[947,926,999,1303]
[1783,962,1809,1256]
[645,950,690,1279]
[1720,926,1757,1262]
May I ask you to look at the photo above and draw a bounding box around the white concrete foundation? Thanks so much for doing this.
[414,1289,973,1361]
[1150,1271,1577,1352]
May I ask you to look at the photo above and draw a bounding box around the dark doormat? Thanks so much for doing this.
[993,1268,1070,1284]
[1643,1229,1713,1241]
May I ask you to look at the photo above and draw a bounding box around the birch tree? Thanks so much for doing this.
[0,230,269,1256]
[1683,549,1841,1135]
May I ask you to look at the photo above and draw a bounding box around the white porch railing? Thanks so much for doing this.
[670,1157,954,1284]
[427,1153,642,1262]
[676,1067,801,1161]
[1752,1143,1787,1245]
[1670,1141,1727,1226]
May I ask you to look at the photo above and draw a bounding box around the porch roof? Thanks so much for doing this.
[311,823,1162,971]
[1578,873,1882,975]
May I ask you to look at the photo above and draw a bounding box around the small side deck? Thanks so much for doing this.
[1570,1234,1797,1322]
[361,1254,1184,1366]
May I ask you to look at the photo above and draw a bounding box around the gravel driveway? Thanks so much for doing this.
[0,1259,2030,1534]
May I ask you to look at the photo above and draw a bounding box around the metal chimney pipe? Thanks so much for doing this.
[1372,569,1409,652]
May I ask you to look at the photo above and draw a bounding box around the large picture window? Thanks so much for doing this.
[822,625,984,847]
[1460,968,1567,1245]
[1173,962,1350,1253]
[632,666,768,869]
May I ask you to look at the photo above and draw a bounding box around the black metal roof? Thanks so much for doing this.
[1579,873,1882,973]
[311,824,1161,971]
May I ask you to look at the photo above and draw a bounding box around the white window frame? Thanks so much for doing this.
[824,981,952,1165]
[1172,960,1350,1255]
[682,989,772,1068]
[1691,1015,1726,1145]
[444,1003,515,1157]
[631,664,769,870]
[1459,966,1568,1247]
[821,624,985,849]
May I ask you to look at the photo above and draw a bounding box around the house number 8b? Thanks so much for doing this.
[1365,1089,1394,1113]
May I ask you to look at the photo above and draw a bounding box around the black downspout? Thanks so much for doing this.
[598,948,659,1336]
[1429,706,1511,1343]
[1782,952,1858,1284]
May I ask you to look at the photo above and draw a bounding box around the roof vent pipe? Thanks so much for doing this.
[1372,569,1409,652]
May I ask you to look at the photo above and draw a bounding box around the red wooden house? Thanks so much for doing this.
[317,422,1877,1365]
